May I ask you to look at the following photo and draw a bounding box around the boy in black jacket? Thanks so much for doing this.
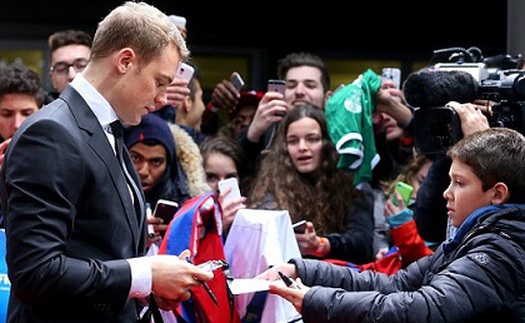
[259,124,525,322]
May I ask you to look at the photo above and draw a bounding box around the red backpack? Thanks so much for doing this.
[158,192,240,323]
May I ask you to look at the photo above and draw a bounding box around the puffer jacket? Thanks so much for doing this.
[290,204,525,322]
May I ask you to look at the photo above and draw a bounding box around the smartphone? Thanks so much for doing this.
[267,79,286,95]
[152,199,179,224]
[230,72,245,91]
[292,220,307,234]
[176,62,195,82]
[390,181,414,207]
[381,67,401,89]
[218,177,241,204]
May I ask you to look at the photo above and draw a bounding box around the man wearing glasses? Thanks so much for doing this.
[47,29,92,101]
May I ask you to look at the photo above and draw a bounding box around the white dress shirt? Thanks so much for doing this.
[69,75,152,298]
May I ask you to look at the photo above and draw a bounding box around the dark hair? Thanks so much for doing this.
[277,52,331,93]
[48,29,92,52]
[0,62,45,107]
[199,135,246,173]
[447,127,525,203]
[200,135,248,189]
[276,103,340,172]
[248,104,358,233]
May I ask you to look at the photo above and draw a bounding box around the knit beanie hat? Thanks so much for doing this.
[124,113,175,162]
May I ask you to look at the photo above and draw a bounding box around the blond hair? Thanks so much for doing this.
[90,1,189,66]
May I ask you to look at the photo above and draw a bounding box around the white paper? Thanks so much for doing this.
[229,278,288,295]
[229,278,271,295]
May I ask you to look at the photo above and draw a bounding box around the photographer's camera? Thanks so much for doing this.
[406,47,525,155]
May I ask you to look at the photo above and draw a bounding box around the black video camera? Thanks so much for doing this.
[413,107,462,155]
[408,47,524,155]
[480,72,525,129]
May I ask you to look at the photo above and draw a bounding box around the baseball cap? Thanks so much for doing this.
[228,90,263,118]
[238,90,263,107]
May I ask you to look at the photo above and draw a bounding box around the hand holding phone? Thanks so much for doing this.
[218,178,241,204]
[292,220,307,234]
[381,67,401,89]
[267,79,286,95]
[176,62,195,82]
[230,72,245,91]
[390,181,413,207]
[153,199,179,224]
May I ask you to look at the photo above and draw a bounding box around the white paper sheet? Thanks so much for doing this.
[229,278,271,295]
[229,278,287,295]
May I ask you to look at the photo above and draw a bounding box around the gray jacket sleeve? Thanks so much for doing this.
[289,235,524,323]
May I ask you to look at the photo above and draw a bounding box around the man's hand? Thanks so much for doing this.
[377,87,413,127]
[445,101,490,136]
[246,92,289,143]
[165,78,191,108]
[210,78,241,113]
[149,250,214,309]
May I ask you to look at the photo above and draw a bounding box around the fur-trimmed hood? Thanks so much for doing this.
[169,123,211,197]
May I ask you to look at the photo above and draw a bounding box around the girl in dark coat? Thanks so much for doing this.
[247,104,375,264]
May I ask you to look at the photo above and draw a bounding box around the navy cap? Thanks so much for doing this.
[124,113,175,162]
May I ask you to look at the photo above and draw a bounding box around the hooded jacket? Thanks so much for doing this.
[124,119,211,213]
[290,205,525,322]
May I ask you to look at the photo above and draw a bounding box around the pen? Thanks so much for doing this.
[278,271,299,289]
[186,256,219,305]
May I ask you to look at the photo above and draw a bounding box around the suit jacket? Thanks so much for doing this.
[0,86,147,322]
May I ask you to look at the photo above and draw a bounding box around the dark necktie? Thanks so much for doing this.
[110,120,144,219]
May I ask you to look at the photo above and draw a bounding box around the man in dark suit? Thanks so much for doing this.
[0,2,213,322]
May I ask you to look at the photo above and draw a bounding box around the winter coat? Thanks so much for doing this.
[327,218,433,275]
[169,123,211,198]
[413,154,451,244]
[290,204,525,322]
[140,123,211,216]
